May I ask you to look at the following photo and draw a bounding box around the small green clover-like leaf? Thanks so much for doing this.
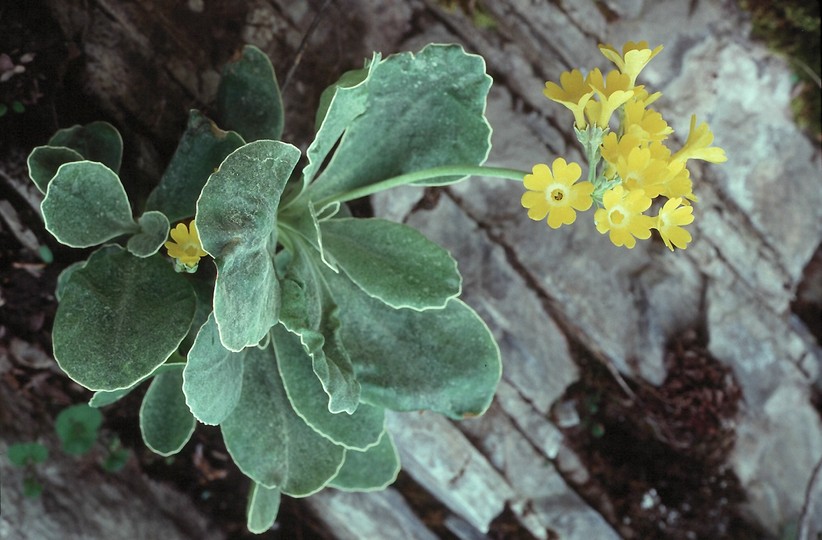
[55,403,103,456]
[27,146,84,193]
[53,246,196,391]
[7,443,49,467]
[127,211,170,258]
[273,325,384,450]
[183,313,245,425]
[307,44,492,203]
[23,477,44,498]
[320,217,461,310]
[217,45,284,142]
[47,121,123,174]
[221,345,345,496]
[145,110,244,223]
[279,247,359,414]
[329,431,400,491]
[246,482,281,534]
[324,266,501,419]
[42,161,137,248]
[140,367,196,456]
[197,140,301,352]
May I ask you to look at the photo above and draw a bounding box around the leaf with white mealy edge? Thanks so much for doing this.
[302,62,374,188]
[53,246,196,391]
[183,312,245,425]
[139,367,196,456]
[196,140,300,352]
[320,217,461,310]
[89,357,186,408]
[246,482,281,534]
[42,161,137,248]
[47,121,123,174]
[273,325,383,450]
[217,45,284,142]
[27,146,84,193]
[279,246,359,414]
[127,211,170,257]
[329,431,400,491]
[323,265,501,419]
[145,110,245,223]
[307,44,492,204]
[221,344,345,495]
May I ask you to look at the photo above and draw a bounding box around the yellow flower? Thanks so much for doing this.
[594,185,654,248]
[655,197,694,250]
[521,158,594,229]
[584,68,634,128]
[599,41,664,86]
[623,99,673,144]
[165,221,207,271]
[543,69,595,128]
[672,115,728,164]
[615,146,670,198]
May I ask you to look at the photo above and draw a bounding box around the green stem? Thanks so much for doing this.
[312,165,527,208]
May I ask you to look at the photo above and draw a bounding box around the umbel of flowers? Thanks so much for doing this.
[522,41,727,250]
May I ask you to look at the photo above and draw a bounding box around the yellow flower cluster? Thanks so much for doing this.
[165,220,207,272]
[524,41,727,250]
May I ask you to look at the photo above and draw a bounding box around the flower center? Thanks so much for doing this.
[550,188,565,202]
[610,208,625,225]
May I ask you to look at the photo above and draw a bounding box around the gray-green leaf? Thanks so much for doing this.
[145,110,245,223]
[329,431,400,491]
[246,483,281,534]
[27,146,84,193]
[47,121,123,174]
[183,313,245,425]
[217,45,284,142]
[53,247,196,391]
[196,140,300,351]
[127,211,170,257]
[273,325,384,450]
[279,247,359,414]
[320,217,461,310]
[307,44,492,203]
[302,62,374,187]
[140,367,196,456]
[42,161,137,248]
[221,345,345,496]
[324,267,501,419]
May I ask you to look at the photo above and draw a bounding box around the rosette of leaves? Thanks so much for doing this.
[29,43,501,532]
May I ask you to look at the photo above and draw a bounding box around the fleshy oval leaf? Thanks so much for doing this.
[42,161,136,248]
[220,345,345,496]
[139,367,196,456]
[196,140,301,351]
[320,217,461,310]
[53,246,196,391]
[217,45,284,142]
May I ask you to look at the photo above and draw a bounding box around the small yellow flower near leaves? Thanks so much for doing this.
[165,221,207,273]
[521,158,594,229]
[655,197,694,250]
[594,185,654,248]
[543,69,595,128]
[672,115,728,164]
[599,41,664,86]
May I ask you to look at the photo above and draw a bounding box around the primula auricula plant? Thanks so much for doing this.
[27,41,723,533]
